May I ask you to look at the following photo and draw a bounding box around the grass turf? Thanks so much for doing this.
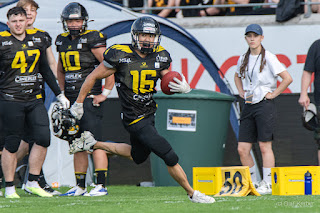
[0,186,319,213]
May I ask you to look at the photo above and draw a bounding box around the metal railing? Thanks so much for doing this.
[123,0,320,19]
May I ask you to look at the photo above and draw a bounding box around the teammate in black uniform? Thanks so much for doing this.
[57,2,114,196]
[15,0,60,196]
[0,7,69,198]
[69,16,215,203]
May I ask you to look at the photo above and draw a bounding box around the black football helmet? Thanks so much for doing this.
[131,16,161,54]
[51,102,80,142]
[302,103,319,131]
[61,2,89,36]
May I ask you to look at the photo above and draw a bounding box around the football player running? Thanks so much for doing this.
[56,2,114,197]
[69,16,214,203]
[0,7,69,198]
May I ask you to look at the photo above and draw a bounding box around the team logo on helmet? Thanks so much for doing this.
[51,102,80,142]
[61,2,89,36]
[131,16,161,54]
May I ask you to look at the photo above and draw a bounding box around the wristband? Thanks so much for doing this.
[102,88,111,97]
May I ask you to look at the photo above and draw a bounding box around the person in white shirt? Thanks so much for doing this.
[234,24,292,195]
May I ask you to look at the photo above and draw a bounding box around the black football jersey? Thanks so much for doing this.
[26,28,52,90]
[55,30,106,101]
[0,30,47,101]
[103,44,172,124]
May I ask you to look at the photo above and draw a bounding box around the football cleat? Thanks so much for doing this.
[69,131,97,154]
[42,184,61,196]
[5,192,20,199]
[256,180,272,195]
[86,185,108,196]
[189,190,215,203]
[60,186,88,196]
[25,186,53,197]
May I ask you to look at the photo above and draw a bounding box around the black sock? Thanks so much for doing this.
[5,181,14,187]
[95,169,107,187]
[38,169,47,188]
[28,173,40,182]
[75,172,86,189]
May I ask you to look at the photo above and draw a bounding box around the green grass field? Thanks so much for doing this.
[0,186,319,213]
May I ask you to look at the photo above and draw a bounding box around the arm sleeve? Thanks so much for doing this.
[39,52,61,96]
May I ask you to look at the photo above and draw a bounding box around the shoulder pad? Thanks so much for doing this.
[110,44,133,53]
[155,45,165,52]
[0,31,11,37]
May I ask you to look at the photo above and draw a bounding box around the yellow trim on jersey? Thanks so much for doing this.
[111,44,133,53]
[129,116,145,125]
[36,94,42,99]
[60,32,69,37]
[0,31,11,37]
[155,45,165,52]
[80,30,98,36]
[26,28,46,35]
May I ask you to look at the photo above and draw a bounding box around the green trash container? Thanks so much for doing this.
[151,89,235,186]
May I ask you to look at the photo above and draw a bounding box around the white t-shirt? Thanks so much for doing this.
[236,50,286,104]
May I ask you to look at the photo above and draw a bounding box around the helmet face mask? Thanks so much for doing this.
[302,103,319,131]
[61,2,89,36]
[131,16,161,54]
[51,103,80,142]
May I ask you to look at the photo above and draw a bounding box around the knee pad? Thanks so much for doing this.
[34,128,50,148]
[162,149,179,167]
[4,135,21,153]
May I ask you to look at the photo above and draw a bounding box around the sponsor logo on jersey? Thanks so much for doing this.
[2,40,13,46]
[115,82,121,87]
[56,41,62,46]
[77,43,82,49]
[15,75,37,83]
[23,89,33,94]
[28,41,34,46]
[133,93,152,102]
[79,38,87,43]
[66,73,82,80]
[22,44,28,49]
[66,85,76,90]
[156,55,168,62]
[155,62,160,68]
[32,37,41,43]
[67,45,72,50]
[119,58,131,63]
[140,62,148,68]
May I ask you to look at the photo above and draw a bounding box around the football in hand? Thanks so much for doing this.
[161,71,183,95]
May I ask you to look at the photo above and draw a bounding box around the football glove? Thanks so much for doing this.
[69,131,97,154]
[56,93,70,110]
[168,76,191,93]
[70,102,84,120]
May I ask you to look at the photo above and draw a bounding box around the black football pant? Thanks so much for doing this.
[0,99,50,153]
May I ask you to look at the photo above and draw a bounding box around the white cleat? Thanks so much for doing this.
[256,180,272,195]
[85,185,108,196]
[60,186,88,196]
[189,190,215,203]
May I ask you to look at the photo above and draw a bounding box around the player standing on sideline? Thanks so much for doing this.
[69,16,215,203]
[298,36,320,166]
[57,2,114,197]
[14,0,60,195]
[234,24,292,195]
[0,7,69,198]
